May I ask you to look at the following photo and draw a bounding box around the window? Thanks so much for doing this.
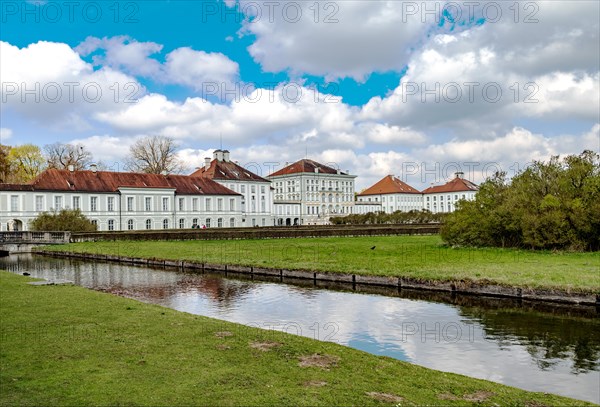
[206,218,211,228]
[72,196,80,210]
[217,218,223,228]
[251,185,256,193]
[127,197,134,211]
[260,185,265,194]
[127,219,134,230]
[145,197,152,212]
[241,185,246,193]
[192,198,198,211]
[163,219,169,229]
[229,198,235,211]
[230,218,235,227]
[35,196,44,212]
[252,218,256,227]
[145,219,152,230]
[10,195,18,211]
[107,197,115,212]
[162,197,169,211]
[261,218,266,226]
[178,198,184,211]
[217,198,223,211]
[192,218,198,227]
[91,219,98,227]
[54,196,63,210]
[179,219,185,229]
[206,198,211,211]
[108,219,115,231]
[90,197,98,211]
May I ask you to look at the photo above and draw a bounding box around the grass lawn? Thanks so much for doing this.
[45,235,600,292]
[0,271,592,406]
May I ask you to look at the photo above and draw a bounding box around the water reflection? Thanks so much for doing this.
[1,254,598,404]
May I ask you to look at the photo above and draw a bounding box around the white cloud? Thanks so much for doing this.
[75,36,240,91]
[0,128,12,142]
[0,41,144,130]
[234,0,434,81]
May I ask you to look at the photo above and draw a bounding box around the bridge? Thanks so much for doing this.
[0,231,71,255]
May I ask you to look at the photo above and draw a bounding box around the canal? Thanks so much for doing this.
[2,254,598,403]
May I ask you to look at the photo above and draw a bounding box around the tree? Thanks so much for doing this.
[0,144,11,183]
[8,144,46,182]
[44,142,93,170]
[441,151,600,251]
[126,135,184,174]
[29,209,98,232]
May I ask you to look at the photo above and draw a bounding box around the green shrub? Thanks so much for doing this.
[29,209,98,232]
[441,151,600,251]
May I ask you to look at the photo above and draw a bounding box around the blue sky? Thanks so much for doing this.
[1,0,598,189]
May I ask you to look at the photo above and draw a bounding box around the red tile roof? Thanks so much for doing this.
[190,160,269,182]
[358,175,420,196]
[268,159,349,177]
[4,169,240,195]
[422,176,478,194]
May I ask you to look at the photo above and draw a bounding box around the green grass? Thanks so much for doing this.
[45,235,600,292]
[0,271,592,406]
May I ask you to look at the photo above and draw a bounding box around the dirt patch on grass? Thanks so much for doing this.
[439,390,494,402]
[214,331,233,338]
[366,392,404,403]
[298,354,340,369]
[216,344,231,350]
[249,341,281,352]
[303,380,328,388]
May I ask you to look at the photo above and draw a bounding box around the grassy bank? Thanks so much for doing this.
[45,235,600,292]
[0,271,591,406]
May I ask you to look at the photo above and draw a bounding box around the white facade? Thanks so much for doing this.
[356,193,422,213]
[423,190,477,213]
[268,160,357,225]
[0,170,244,232]
[191,150,275,227]
[352,201,383,214]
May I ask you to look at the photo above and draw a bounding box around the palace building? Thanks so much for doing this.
[267,159,357,226]
[1,155,478,231]
[190,149,274,227]
[1,167,242,231]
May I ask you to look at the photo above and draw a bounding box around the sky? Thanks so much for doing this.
[1,0,599,190]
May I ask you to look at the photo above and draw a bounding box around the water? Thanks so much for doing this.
[2,254,599,404]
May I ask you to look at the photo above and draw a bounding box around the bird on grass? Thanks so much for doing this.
[22,272,30,276]
[370,246,376,250]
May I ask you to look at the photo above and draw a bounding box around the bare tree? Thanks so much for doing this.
[126,135,184,174]
[44,142,93,170]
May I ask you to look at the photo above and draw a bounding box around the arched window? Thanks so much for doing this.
[206,218,211,228]
[217,218,223,228]
[163,219,169,229]
[127,219,134,230]
[179,219,185,229]
[230,218,235,227]
[192,218,198,227]
[145,219,152,230]
[108,219,115,231]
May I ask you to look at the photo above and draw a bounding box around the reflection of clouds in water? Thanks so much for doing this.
[2,255,599,404]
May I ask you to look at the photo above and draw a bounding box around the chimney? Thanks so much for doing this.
[213,149,224,161]
[455,172,464,179]
[204,157,211,170]
[68,164,74,172]
[90,164,97,173]
[314,167,319,173]
[337,169,341,174]
[223,150,230,162]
